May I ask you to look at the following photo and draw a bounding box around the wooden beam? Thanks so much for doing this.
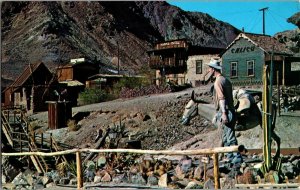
[2,146,239,157]
[76,151,83,189]
[213,153,220,189]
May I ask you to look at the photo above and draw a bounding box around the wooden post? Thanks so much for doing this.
[76,151,83,189]
[213,153,220,189]
[282,58,285,86]
[50,133,53,151]
[204,162,207,181]
[277,71,281,117]
[19,134,22,152]
[33,132,36,145]
[41,133,43,149]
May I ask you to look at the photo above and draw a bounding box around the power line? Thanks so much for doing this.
[247,13,261,34]
[269,11,286,33]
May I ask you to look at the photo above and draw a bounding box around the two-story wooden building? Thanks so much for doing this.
[221,33,300,86]
[148,39,224,86]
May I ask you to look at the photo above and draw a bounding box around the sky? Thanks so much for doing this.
[167,1,300,36]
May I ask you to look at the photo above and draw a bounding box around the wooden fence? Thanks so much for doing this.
[2,146,239,189]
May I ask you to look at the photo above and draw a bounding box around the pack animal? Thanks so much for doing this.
[181,90,280,158]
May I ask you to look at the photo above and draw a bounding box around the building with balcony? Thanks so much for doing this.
[147,39,224,86]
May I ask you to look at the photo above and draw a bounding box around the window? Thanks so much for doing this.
[247,60,255,76]
[196,60,202,74]
[230,62,238,77]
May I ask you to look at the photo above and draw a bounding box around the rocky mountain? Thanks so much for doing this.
[1,1,240,86]
[275,12,300,55]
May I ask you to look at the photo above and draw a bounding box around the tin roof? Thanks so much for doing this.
[224,33,294,56]
[59,80,84,87]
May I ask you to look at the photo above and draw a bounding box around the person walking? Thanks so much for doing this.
[207,59,242,164]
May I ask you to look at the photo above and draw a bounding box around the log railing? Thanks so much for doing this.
[2,145,240,189]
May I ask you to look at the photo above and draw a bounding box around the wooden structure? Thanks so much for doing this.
[148,39,188,86]
[2,62,53,113]
[56,59,96,106]
[47,101,72,129]
[58,80,84,107]
[221,33,300,86]
[56,59,99,84]
[147,39,224,86]
[3,145,300,189]
[1,106,67,173]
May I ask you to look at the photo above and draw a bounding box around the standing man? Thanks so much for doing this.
[207,59,242,164]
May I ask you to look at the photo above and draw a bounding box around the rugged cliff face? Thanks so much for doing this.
[275,12,300,56]
[1,1,240,84]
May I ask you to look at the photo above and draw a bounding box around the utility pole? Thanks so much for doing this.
[259,7,268,35]
[117,41,120,75]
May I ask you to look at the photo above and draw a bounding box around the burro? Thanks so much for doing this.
[181,89,273,129]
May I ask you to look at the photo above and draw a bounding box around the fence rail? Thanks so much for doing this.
[2,145,239,189]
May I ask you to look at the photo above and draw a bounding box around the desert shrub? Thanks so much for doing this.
[56,161,68,177]
[67,119,80,131]
[112,77,150,97]
[78,88,111,105]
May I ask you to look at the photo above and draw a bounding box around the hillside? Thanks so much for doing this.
[275,12,300,56]
[30,86,300,151]
[1,1,240,86]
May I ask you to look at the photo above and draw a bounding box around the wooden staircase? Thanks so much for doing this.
[1,106,68,173]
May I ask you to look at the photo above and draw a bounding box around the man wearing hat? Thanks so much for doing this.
[207,59,242,164]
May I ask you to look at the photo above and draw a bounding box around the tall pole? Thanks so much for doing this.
[259,7,268,35]
[117,41,120,75]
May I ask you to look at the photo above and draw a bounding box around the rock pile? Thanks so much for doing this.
[274,85,300,112]
[2,153,300,189]
[120,85,172,99]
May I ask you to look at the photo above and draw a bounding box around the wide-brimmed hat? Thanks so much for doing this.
[237,97,251,112]
[206,59,222,70]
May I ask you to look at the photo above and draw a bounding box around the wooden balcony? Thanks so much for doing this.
[149,56,186,69]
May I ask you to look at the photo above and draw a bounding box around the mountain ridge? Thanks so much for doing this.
[1,1,239,85]
[1,1,298,88]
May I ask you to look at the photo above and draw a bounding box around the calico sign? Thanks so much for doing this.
[231,46,255,54]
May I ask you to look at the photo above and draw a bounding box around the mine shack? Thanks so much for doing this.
[148,39,224,87]
[2,62,53,113]
[56,58,97,106]
[56,58,99,84]
[221,32,300,86]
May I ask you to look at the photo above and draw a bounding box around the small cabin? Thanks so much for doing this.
[2,62,53,113]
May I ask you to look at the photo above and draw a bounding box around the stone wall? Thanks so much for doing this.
[186,54,218,87]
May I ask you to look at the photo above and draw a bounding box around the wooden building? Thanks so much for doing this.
[56,58,99,83]
[148,39,188,86]
[56,58,98,106]
[148,39,224,86]
[221,33,300,86]
[2,62,53,113]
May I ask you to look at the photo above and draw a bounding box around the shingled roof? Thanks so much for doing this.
[225,33,294,56]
